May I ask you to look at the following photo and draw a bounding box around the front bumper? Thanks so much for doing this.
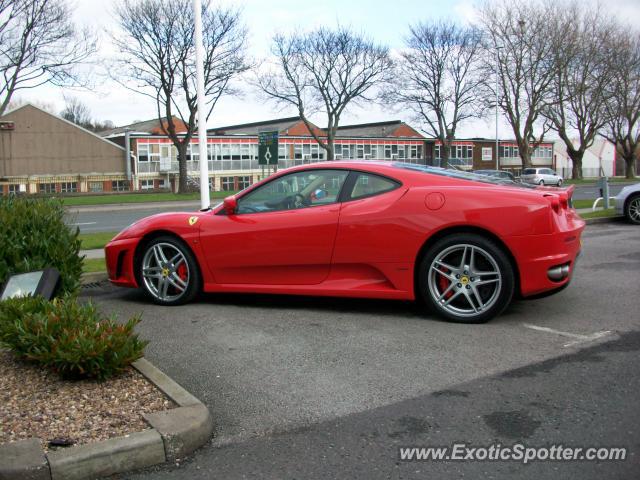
[105,237,140,288]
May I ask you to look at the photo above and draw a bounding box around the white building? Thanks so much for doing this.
[553,138,616,178]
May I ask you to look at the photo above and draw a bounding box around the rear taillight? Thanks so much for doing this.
[544,194,560,212]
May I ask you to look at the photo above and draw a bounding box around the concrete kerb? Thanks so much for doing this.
[0,358,213,480]
[583,215,626,225]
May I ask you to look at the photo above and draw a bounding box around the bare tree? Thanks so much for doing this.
[387,20,482,165]
[0,0,96,115]
[543,5,615,179]
[480,0,562,169]
[258,27,393,160]
[61,95,92,128]
[602,30,640,179]
[112,0,248,193]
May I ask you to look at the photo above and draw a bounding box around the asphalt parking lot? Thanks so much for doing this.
[85,221,640,479]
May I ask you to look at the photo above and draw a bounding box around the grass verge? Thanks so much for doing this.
[83,257,106,273]
[564,177,636,185]
[63,190,235,207]
[579,209,619,219]
[79,232,118,250]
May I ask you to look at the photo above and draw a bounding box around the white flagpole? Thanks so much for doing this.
[193,0,210,209]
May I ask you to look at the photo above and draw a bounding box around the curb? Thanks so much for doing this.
[583,215,625,225]
[0,358,213,480]
[80,272,108,285]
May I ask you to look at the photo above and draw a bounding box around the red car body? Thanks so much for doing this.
[106,161,584,314]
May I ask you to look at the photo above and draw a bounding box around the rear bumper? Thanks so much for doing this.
[105,237,140,288]
[506,221,584,297]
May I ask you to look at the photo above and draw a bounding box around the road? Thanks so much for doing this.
[65,183,632,234]
[82,221,640,479]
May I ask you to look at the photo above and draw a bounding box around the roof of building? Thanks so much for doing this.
[209,116,424,138]
[99,116,187,137]
[208,116,306,136]
[335,120,410,138]
[0,103,125,150]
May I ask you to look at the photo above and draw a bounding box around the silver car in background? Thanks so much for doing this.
[520,168,564,186]
[614,183,640,224]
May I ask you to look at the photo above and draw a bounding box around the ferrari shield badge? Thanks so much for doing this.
[188,216,198,226]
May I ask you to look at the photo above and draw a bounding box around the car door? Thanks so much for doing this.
[332,171,408,265]
[200,169,349,285]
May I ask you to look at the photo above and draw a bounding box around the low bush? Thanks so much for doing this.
[0,196,83,296]
[0,296,148,380]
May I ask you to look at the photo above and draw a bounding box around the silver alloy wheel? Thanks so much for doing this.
[628,197,640,223]
[427,244,502,318]
[141,242,190,302]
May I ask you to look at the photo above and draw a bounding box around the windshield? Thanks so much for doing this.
[393,162,535,188]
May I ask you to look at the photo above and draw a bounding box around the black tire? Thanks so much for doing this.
[418,233,515,323]
[539,179,545,186]
[625,194,640,225]
[557,179,563,187]
[137,235,201,306]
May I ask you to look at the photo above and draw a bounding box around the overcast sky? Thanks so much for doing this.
[15,0,640,138]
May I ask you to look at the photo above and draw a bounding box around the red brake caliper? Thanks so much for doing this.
[438,269,453,299]
[177,263,188,282]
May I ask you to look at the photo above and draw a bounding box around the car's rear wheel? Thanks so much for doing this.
[418,234,515,323]
[625,194,640,225]
[139,236,200,305]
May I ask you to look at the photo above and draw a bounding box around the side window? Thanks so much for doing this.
[349,173,399,200]
[236,169,348,214]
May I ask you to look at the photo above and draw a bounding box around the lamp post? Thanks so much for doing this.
[494,45,503,171]
[192,0,210,210]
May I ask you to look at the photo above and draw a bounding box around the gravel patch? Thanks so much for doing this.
[0,350,175,451]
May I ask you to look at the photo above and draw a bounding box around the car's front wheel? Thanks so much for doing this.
[139,236,200,305]
[625,194,640,225]
[539,179,545,186]
[418,234,515,323]
[557,179,563,187]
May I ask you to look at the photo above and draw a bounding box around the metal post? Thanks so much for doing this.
[495,48,500,170]
[193,0,210,209]
[124,128,132,181]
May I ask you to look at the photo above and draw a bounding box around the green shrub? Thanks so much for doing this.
[0,296,148,380]
[0,196,82,296]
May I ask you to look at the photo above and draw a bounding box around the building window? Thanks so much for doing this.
[89,181,103,192]
[39,183,56,194]
[8,184,23,194]
[158,179,169,190]
[112,180,129,192]
[221,176,235,191]
[499,146,519,158]
[60,182,78,193]
[140,179,154,190]
[482,147,493,161]
[237,176,252,190]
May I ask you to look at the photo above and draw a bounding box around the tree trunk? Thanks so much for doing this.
[177,143,188,193]
[326,137,335,160]
[519,147,532,169]
[624,154,637,179]
[568,149,584,180]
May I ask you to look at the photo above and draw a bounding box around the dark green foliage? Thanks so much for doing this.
[0,296,148,380]
[0,196,83,296]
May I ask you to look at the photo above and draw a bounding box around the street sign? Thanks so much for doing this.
[258,131,279,165]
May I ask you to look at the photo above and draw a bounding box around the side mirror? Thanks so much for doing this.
[223,195,237,215]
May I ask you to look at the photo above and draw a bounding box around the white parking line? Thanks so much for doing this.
[522,323,613,348]
[70,222,97,226]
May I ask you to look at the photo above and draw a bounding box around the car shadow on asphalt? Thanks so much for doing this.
[83,281,533,325]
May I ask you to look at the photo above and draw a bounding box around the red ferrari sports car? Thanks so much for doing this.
[105,162,584,323]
